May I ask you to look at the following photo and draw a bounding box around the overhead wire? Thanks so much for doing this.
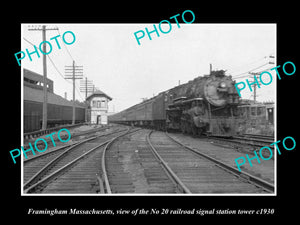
[23,35,85,102]
[227,52,275,74]
[23,37,36,47]
[228,52,275,80]
[232,62,271,79]
[56,27,75,62]
[234,66,276,80]
[48,55,85,102]
[56,26,92,101]
[47,54,85,101]
[227,55,269,74]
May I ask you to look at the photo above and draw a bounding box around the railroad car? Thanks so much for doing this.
[237,103,274,135]
[109,69,240,136]
[24,69,86,133]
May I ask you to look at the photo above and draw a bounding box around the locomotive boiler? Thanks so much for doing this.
[109,68,240,136]
[165,69,240,136]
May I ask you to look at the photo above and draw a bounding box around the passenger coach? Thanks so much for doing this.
[109,69,241,137]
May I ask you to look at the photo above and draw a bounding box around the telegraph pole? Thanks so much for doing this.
[249,72,260,104]
[269,55,275,64]
[80,78,94,123]
[42,26,48,129]
[85,77,87,99]
[72,61,75,124]
[28,25,58,130]
[65,61,83,124]
[80,78,94,100]
[248,55,275,103]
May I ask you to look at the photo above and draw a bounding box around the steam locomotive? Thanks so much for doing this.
[109,69,240,136]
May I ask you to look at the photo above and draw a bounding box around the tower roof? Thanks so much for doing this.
[86,90,112,101]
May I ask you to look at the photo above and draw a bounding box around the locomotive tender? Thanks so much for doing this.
[109,69,240,136]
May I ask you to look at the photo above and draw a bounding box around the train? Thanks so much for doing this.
[109,69,241,136]
[237,101,274,135]
[24,69,86,133]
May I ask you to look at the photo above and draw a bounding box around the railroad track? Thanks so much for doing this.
[233,134,274,147]
[23,126,123,165]
[23,127,130,193]
[243,133,274,140]
[101,129,274,194]
[146,131,274,194]
[24,126,274,194]
[102,129,178,194]
[23,125,113,159]
[208,134,275,149]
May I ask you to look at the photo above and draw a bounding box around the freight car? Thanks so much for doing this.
[24,69,86,133]
[109,68,240,136]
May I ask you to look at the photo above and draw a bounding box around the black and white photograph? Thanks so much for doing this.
[21,23,276,195]
[3,5,298,219]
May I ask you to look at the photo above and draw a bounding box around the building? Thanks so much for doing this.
[86,90,112,125]
[23,69,86,132]
[24,68,54,93]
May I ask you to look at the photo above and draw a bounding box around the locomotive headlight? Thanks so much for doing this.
[220,82,226,88]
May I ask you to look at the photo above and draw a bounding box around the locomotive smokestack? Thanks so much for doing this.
[210,64,212,74]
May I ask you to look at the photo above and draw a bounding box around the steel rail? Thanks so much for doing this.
[23,128,128,191]
[23,135,97,190]
[23,128,127,164]
[146,131,192,194]
[232,136,274,146]
[209,135,274,148]
[23,125,108,150]
[24,142,77,164]
[166,132,275,193]
[24,122,86,140]
[24,140,111,193]
[243,133,274,140]
[101,128,142,194]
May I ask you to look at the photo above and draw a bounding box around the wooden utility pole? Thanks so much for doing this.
[28,25,58,130]
[80,77,94,100]
[65,61,83,124]
[248,55,275,103]
[269,55,275,64]
[85,77,87,99]
[249,72,260,104]
[80,78,94,123]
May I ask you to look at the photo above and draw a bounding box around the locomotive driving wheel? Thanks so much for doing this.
[191,125,198,137]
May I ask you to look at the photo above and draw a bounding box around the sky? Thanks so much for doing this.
[21,23,276,112]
